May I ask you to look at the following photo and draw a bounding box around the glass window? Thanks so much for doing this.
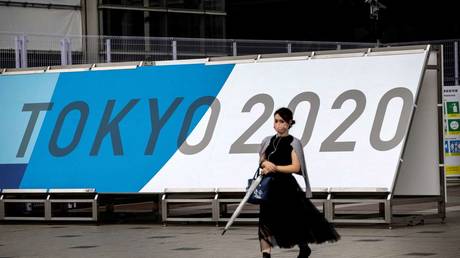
[205,15,225,38]
[102,9,145,36]
[149,0,166,7]
[101,0,144,6]
[167,13,203,37]
[204,0,224,12]
[101,0,166,7]
[167,0,203,10]
[148,12,167,37]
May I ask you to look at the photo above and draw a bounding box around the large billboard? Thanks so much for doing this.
[0,49,431,193]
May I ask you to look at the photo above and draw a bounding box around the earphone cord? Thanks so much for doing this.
[267,136,281,162]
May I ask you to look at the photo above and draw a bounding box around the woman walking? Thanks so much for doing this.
[258,107,340,258]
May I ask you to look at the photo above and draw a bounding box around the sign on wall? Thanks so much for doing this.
[444,85,460,177]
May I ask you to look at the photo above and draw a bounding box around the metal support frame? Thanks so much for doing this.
[45,194,51,220]
[160,188,446,227]
[309,187,330,220]
[215,188,258,224]
[436,45,447,223]
[328,189,391,225]
[320,192,443,227]
[161,188,217,224]
[325,193,332,221]
[1,189,48,221]
[384,194,392,224]
[0,192,4,220]
[161,188,332,225]
[47,189,98,221]
[0,189,98,222]
[454,41,458,85]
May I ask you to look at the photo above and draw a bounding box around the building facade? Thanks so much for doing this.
[95,0,226,38]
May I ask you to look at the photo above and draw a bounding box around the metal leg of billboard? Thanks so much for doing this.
[0,188,98,222]
[0,192,5,220]
[161,188,218,225]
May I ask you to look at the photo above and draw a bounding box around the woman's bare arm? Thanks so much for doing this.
[275,150,301,174]
[261,150,300,174]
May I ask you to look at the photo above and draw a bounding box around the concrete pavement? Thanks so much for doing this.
[2,186,460,258]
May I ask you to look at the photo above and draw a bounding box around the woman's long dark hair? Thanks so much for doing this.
[274,107,296,128]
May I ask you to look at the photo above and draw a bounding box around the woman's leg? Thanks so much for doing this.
[262,252,271,258]
[298,243,311,258]
[260,238,272,255]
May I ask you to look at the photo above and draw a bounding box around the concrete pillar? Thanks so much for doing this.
[81,0,100,64]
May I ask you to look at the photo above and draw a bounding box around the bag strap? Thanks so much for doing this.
[252,167,260,179]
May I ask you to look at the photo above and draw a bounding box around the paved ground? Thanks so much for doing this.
[2,186,460,258]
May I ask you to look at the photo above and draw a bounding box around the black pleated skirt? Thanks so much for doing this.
[258,173,340,248]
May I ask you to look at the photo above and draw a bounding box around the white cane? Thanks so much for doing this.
[221,174,263,235]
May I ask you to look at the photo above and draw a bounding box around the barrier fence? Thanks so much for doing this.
[0,34,368,68]
[1,34,371,66]
[2,33,458,87]
[1,33,458,86]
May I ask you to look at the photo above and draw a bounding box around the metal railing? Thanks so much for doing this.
[1,33,459,86]
[0,33,373,65]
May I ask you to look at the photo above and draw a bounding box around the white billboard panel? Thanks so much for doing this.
[142,51,429,192]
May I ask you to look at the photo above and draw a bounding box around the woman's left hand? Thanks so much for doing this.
[261,161,277,175]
